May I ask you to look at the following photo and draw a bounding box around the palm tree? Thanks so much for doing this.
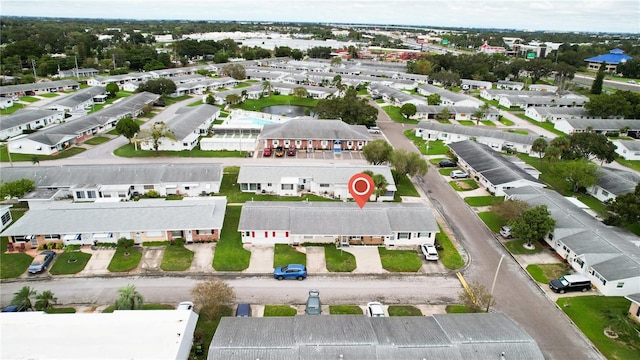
[35,290,58,311]
[12,286,37,311]
[115,284,144,310]
[362,171,388,201]
[261,80,272,97]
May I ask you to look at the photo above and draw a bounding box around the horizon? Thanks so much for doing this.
[1,0,639,34]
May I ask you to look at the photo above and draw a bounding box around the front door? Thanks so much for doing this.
[185,230,193,243]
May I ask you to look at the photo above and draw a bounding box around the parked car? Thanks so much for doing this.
[274,146,285,157]
[372,95,382,100]
[366,302,386,317]
[2,304,27,312]
[287,146,296,156]
[305,290,322,315]
[176,301,194,311]
[368,126,381,134]
[549,274,592,294]
[500,226,512,239]
[420,244,439,261]
[235,303,252,317]
[263,147,272,157]
[153,101,166,107]
[449,170,469,179]
[273,264,307,280]
[438,159,457,168]
[28,250,55,274]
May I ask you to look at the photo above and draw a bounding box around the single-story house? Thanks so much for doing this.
[258,118,372,152]
[448,140,545,196]
[587,167,640,203]
[505,186,640,296]
[211,84,263,105]
[585,48,633,72]
[498,95,586,110]
[238,201,438,247]
[613,140,640,160]
[7,92,159,155]
[0,80,80,97]
[417,84,482,107]
[415,122,545,154]
[554,119,640,135]
[480,89,556,101]
[0,205,12,231]
[0,97,14,109]
[57,67,99,78]
[367,83,426,107]
[529,84,558,92]
[41,86,106,113]
[140,105,219,152]
[524,107,592,123]
[496,81,524,91]
[0,109,65,140]
[414,105,499,121]
[625,293,640,323]
[209,314,544,360]
[0,163,223,202]
[461,79,492,90]
[87,73,154,88]
[1,309,198,360]
[0,197,227,247]
[237,164,396,201]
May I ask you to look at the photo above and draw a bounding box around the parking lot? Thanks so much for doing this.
[257,149,366,160]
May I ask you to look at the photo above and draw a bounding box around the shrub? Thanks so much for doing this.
[117,238,134,248]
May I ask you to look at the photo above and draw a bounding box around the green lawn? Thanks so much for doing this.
[394,172,420,198]
[193,305,232,356]
[1,103,25,115]
[87,91,132,114]
[436,224,465,270]
[502,128,529,135]
[464,196,504,207]
[439,168,455,176]
[49,249,92,275]
[0,237,33,279]
[263,305,297,316]
[449,179,479,191]
[330,305,363,314]
[83,136,110,146]
[526,264,569,283]
[480,120,496,126]
[378,247,422,272]
[382,105,419,124]
[324,245,356,272]
[499,118,515,126]
[113,144,245,158]
[187,100,204,107]
[19,96,40,103]
[457,120,475,126]
[39,93,60,98]
[107,246,142,272]
[504,239,543,254]
[515,114,565,136]
[445,304,473,313]
[273,244,306,268]
[46,307,76,313]
[102,303,175,313]
[235,95,318,111]
[404,130,449,156]
[388,305,422,316]
[234,82,253,88]
[160,243,194,271]
[1,144,86,163]
[616,158,640,172]
[213,206,251,271]
[478,212,505,232]
[161,94,192,106]
[557,296,640,359]
[576,195,609,218]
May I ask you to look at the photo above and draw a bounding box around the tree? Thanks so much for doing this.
[553,62,575,90]
[105,82,119,98]
[525,58,553,84]
[543,145,562,165]
[591,62,606,94]
[549,136,571,159]
[605,183,640,226]
[510,205,556,248]
[426,93,441,105]
[290,49,304,60]
[140,121,176,154]
[458,281,495,313]
[568,132,617,164]
[261,80,272,97]
[362,170,389,201]
[436,108,451,123]
[389,149,428,182]
[191,279,235,321]
[555,159,600,193]
[330,57,342,66]
[138,78,176,96]
[531,137,548,160]
[313,87,378,127]
[115,117,140,144]
[472,108,485,125]
[35,290,58,311]
[584,93,634,119]
[221,63,246,80]
[491,199,530,223]
[362,140,393,165]
[292,86,308,98]
[618,58,640,79]
[400,103,417,119]
[115,284,144,310]
[429,70,461,87]
[11,286,36,311]
[0,178,35,199]
[225,94,242,105]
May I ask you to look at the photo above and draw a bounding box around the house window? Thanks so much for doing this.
[319,184,330,188]
[295,140,302,146]
[601,190,609,197]
[245,231,250,236]
[183,143,188,147]
[171,230,183,237]
[417,232,431,238]
[267,183,272,187]
[87,191,96,199]
[617,282,624,288]
[397,232,410,239]
[1,212,11,226]
[347,141,353,147]
[76,191,85,199]
[272,140,279,146]
[144,185,154,190]
[197,230,213,235]
[321,140,328,147]
[281,184,294,190]
[184,186,190,190]
[241,184,248,191]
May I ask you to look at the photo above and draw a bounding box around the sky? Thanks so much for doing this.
[2,0,639,33]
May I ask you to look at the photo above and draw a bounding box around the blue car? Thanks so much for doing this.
[273,264,307,280]
[28,250,56,274]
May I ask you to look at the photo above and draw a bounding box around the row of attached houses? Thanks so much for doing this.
[0,163,223,202]
[0,109,65,140]
[140,104,220,152]
[238,202,439,247]
[7,92,159,155]
[258,118,372,152]
[41,86,107,113]
[448,140,545,196]
[414,105,499,121]
[417,84,483,107]
[613,140,640,160]
[0,80,80,97]
[237,164,396,201]
[588,167,640,202]
[524,107,593,123]
[415,122,547,154]
[498,95,587,110]
[367,83,427,107]
[505,186,640,296]
[0,198,227,247]
[554,118,640,136]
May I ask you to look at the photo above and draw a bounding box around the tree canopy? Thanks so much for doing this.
[313,87,378,127]
[389,149,428,182]
[510,205,556,247]
[362,140,393,165]
[0,179,35,199]
[605,183,640,226]
[115,117,140,143]
[568,132,617,163]
[191,279,235,321]
[555,159,600,193]
[400,103,417,119]
[138,78,176,95]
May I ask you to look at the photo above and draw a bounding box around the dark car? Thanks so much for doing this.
[549,275,592,294]
[2,304,27,312]
[287,146,296,156]
[28,250,55,274]
[273,264,307,280]
[235,303,252,317]
[274,146,285,157]
[438,159,457,168]
[305,290,322,315]
[153,101,166,107]
[263,147,272,157]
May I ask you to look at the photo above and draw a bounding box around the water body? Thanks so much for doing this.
[260,105,315,117]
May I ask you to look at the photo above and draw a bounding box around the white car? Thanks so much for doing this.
[368,126,381,134]
[450,170,469,179]
[177,301,194,311]
[366,302,386,317]
[420,244,439,261]
[500,226,512,239]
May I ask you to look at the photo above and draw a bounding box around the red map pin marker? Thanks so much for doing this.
[349,173,375,209]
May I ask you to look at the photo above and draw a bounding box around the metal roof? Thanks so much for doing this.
[563,118,640,131]
[595,167,640,196]
[44,86,106,108]
[258,119,372,141]
[416,122,542,145]
[0,109,64,129]
[166,104,219,140]
[0,80,79,96]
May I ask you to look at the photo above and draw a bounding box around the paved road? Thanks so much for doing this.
[377,113,601,359]
[573,74,640,92]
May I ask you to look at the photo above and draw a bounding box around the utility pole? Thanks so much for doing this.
[112,54,116,70]
[75,56,80,80]
[31,59,37,83]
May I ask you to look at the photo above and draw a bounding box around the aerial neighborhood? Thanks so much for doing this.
[1,12,639,360]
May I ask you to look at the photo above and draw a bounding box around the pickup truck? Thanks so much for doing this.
[274,146,285,157]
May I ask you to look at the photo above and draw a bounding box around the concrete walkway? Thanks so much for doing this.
[342,246,387,274]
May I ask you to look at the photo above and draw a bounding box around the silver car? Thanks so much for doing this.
[450,170,469,179]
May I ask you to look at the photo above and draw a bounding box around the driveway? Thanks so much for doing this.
[243,244,275,274]
[185,242,215,273]
[342,246,386,274]
[304,246,327,274]
[78,248,115,276]
[139,247,164,273]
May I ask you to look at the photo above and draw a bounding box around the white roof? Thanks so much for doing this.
[0,310,198,360]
